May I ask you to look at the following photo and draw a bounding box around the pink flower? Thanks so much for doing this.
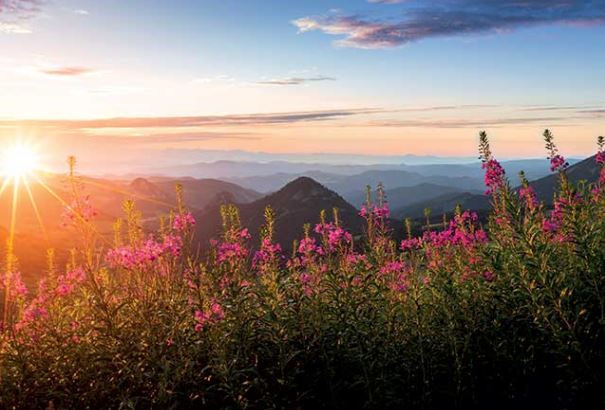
[314,222,352,252]
[252,238,283,269]
[482,159,505,195]
[596,151,605,166]
[194,301,225,331]
[549,154,569,173]
[359,204,390,220]
[400,238,422,252]
[173,212,196,231]
[61,195,97,228]
[519,185,538,210]
[217,242,248,262]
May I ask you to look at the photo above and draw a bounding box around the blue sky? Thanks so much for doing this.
[0,0,604,167]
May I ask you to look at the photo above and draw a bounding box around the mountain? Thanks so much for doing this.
[391,155,597,219]
[150,178,261,208]
[0,173,261,284]
[393,191,490,220]
[227,171,343,193]
[328,170,484,204]
[194,177,366,250]
[345,183,473,210]
[528,155,601,202]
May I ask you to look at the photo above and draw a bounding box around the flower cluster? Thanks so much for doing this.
[519,185,539,211]
[482,159,506,195]
[252,238,283,269]
[1,271,28,299]
[173,212,196,231]
[56,267,86,297]
[61,195,98,228]
[549,154,569,173]
[359,204,390,219]
[106,234,182,269]
[194,301,225,332]
[314,222,352,252]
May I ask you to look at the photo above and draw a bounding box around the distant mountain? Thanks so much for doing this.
[393,191,490,220]
[194,177,366,250]
[157,160,400,179]
[346,183,473,210]
[391,155,596,219]
[528,155,600,202]
[401,158,573,181]
[150,178,261,209]
[327,170,484,203]
[227,171,343,193]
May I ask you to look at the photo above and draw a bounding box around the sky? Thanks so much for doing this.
[1,0,604,171]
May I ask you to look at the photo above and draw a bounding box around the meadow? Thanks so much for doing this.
[1,130,604,409]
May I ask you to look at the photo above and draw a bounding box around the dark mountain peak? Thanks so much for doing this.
[529,154,599,202]
[129,177,166,198]
[274,177,340,202]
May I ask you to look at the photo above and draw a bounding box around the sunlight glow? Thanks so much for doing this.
[1,143,39,178]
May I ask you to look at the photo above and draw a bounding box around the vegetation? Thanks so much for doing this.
[1,131,604,409]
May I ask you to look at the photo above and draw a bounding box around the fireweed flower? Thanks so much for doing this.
[217,242,248,263]
[314,222,353,252]
[359,204,390,220]
[482,159,506,196]
[252,238,283,269]
[194,300,225,332]
[106,234,182,270]
[55,267,86,297]
[400,238,422,252]
[549,154,569,173]
[1,271,28,299]
[173,212,196,231]
[519,185,539,211]
[60,195,98,228]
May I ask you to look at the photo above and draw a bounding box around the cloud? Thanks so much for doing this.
[0,21,31,33]
[368,0,406,3]
[73,9,89,15]
[0,0,45,34]
[40,66,95,76]
[363,116,576,128]
[257,75,336,86]
[0,108,382,130]
[293,1,605,48]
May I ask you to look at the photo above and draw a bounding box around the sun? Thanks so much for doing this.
[1,143,39,178]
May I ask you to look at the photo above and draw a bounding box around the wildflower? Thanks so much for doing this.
[519,185,538,211]
[217,242,248,263]
[60,195,98,228]
[314,222,352,252]
[252,238,283,269]
[173,212,196,231]
[359,204,390,220]
[483,271,495,282]
[400,237,422,252]
[1,271,28,299]
[549,154,569,173]
[482,159,506,195]
[194,300,225,332]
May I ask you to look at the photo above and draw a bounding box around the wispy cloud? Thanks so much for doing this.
[368,0,406,4]
[257,75,336,86]
[0,0,45,34]
[293,1,605,49]
[40,66,95,76]
[73,9,89,16]
[1,108,383,130]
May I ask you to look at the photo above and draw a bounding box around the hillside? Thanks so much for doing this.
[194,177,366,250]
